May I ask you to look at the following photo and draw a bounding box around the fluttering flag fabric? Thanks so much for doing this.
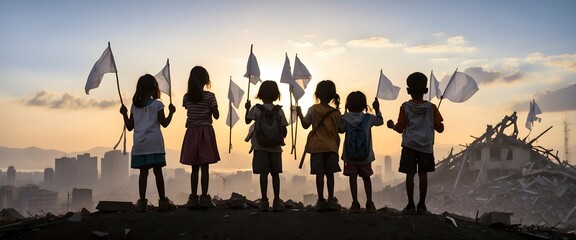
[154,59,171,96]
[85,45,117,94]
[226,105,240,128]
[441,71,479,103]
[376,70,400,100]
[228,79,245,109]
[293,54,312,89]
[280,54,305,101]
[525,100,542,130]
[425,70,442,101]
[244,49,261,85]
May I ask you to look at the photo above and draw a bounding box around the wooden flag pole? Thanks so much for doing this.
[438,68,458,109]
[293,98,299,160]
[375,69,382,99]
[289,85,295,157]
[167,58,172,105]
[246,44,253,102]
[108,42,124,105]
[229,101,233,153]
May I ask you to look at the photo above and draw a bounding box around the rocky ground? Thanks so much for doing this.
[1,205,574,240]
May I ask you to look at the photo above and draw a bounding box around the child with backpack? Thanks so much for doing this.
[296,80,342,211]
[340,91,383,213]
[180,66,220,209]
[387,72,444,215]
[245,80,289,211]
[119,74,176,212]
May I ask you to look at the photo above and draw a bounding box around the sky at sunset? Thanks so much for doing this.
[1,0,575,170]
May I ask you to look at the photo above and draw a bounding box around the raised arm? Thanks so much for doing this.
[120,105,134,131]
[244,100,252,124]
[158,103,176,128]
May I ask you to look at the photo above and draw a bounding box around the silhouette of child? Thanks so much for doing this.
[120,74,176,212]
[340,91,383,213]
[244,80,289,211]
[297,80,342,211]
[180,66,220,209]
[387,72,444,215]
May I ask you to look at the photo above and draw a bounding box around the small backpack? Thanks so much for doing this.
[255,104,284,147]
[344,115,370,161]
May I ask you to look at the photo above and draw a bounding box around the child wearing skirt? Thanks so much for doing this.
[180,66,220,209]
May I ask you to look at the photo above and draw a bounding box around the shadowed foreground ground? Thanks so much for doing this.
[1,207,573,240]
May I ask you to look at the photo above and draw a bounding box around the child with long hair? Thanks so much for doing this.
[120,74,176,212]
[297,80,342,211]
[340,91,383,213]
[244,80,289,211]
[180,66,220,209]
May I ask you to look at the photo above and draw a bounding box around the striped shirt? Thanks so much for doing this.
[183,91,218,127]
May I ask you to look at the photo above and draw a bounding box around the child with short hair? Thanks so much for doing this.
[245,80,289,211]
[180,66,220,209]
[120,74,176,212]
[297,80,342,211]
[387,72,444,215]
[340,91,383,213]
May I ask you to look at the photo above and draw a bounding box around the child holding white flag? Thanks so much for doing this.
[180,66,221,209]
[119,74,176,212]
[387,72,444,215]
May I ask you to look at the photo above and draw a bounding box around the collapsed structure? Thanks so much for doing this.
[383,112,576,228]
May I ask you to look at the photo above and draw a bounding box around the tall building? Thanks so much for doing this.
[101,150,129,190]
[384,155,393,179]
[6,166,16,186]
[18,185,58,216]
[55,157,76,190]
[43,168,54,189]
[76,153,98,188]
[72,188,93,211]
[0,185,16,209]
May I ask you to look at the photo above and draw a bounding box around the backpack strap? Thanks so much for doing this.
[298,108,338,169]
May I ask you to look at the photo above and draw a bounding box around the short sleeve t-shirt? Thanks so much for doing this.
[183,91,218,127]
[246,103,289,153]
[130,99,166,155]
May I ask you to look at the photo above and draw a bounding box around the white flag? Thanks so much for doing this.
[293,54,312,89]
[85,45,117,94]
[425,70,442,101]
[226,105,240,127]
[376,70,400,100]
[228,78,245,109]
[280,54,305,101]
[441,71,479,103]
[525,100,542,130]
[154,59,171,96]
[244,47,261,85]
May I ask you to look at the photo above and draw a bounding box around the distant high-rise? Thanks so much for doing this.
[76,153,98,188]
[17,185,58,216]
[101,150,129,189]
[55,157,76,190]
[174,168,187,180]
[6,166,16,186]
[384,155,393,179]
[72,188,93,211]
[43,168,54,189]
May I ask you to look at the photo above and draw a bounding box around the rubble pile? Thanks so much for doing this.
[383,112,576,229]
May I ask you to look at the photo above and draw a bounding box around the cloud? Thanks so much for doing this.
[526,53,576,72]
[314,39,346,57]
[22,90,117,110]
[346,37,403,48]
[510,84,576,112]
[463,67,524,85]
[406,35,477,53]
[286,40,313,48]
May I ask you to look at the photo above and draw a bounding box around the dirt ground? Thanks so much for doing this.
[1,207,573,240]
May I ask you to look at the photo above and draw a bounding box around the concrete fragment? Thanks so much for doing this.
[96,201,134,212]
[479,212,513,226]
[92,231,109,238]
[67,213,82,223]
[0,208,26,222]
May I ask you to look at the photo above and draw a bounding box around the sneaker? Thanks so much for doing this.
[135,199,148,212]
[199,195,216,209]
[365,201,376,213]
[349,201,361,213]
[325,198,342,211]
[417,203,431,215]
[314,198,327,211]
[272,199,285,212]
[402,204,417,215]
[158,197,177,211]
[186,195,199,209]
[259,198,270,211]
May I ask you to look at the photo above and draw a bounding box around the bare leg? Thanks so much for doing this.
[201,164,210,196]
[405,173,416,207]
[191,165,200,196]
[326,173,335,200]
[349,174,358,203]
[316,174,324,200]
[418,172,428,206]
[152,166,165,199]
[260,173,268,199]
[139,169,149,200]
[271,173,280,200]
